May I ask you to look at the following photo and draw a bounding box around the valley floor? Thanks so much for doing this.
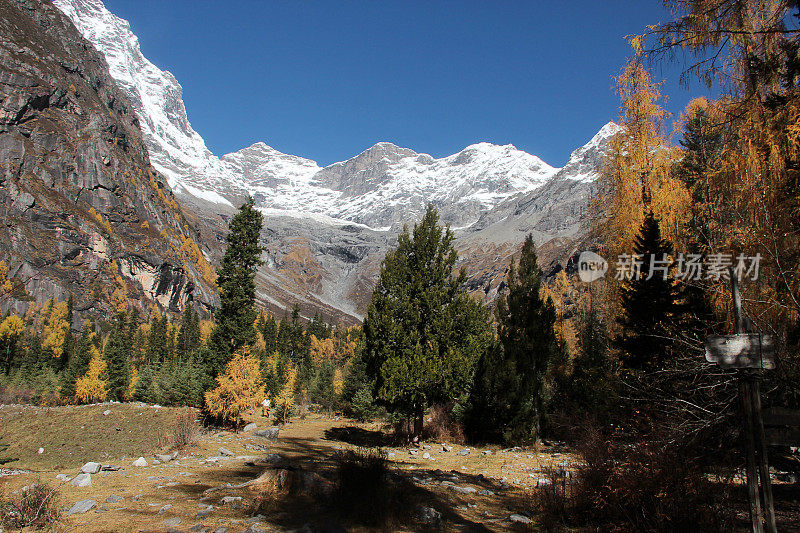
[0,404,576,532]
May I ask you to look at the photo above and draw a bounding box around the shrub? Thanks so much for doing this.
[171,407,200,449]
[537,427,736,532]
[423,403,465,444]
[350,386,378,422]
[332,448,399,528]
[0,480,61,530]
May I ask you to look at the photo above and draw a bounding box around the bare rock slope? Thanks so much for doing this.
[0,0,218,317]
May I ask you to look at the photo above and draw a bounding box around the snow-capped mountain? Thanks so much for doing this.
[53,0,591,232]
[53,0,619,323]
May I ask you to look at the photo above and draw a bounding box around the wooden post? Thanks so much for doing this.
[731,272,764,533]
[752,377,777,533]
[730,271,776,533]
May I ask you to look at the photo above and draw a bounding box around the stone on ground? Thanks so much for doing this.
[132,456,148,467]
[80,461,101,474]
[70,473,91,487]
[218,447,234,456]
[414,505,443,526]
[106,494,123,503]
[509,513,533,524]
[244,422,257,431]
[66,499,96,515]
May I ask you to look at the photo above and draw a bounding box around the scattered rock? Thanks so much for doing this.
[414,505,442,526]
[37,447,44,454]
[106,494,123,503]
[81,461,101,474]
[158,504,173,514]
[509,513,532,524]
[155,453,175,462]
[132,457,148,467]
[450,485,477,494]
[254,427,280,440]
[103,409,111,416]
[101,464,121,471]
[422,452,431,459]
[442,444,453,452]
[162,517,182,527]
[220,496,242,505]
[218,447,234,457]
[244,423,257,431]
[457,448,471,456]
[70,473,91,487]
[213,528,229,533]
[196,504,214,518]
[264,453,282,463]
[55,473,71,481]
[67,499,96,516]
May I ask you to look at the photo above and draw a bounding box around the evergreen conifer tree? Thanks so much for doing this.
[146,313,169,364]
[208,197,264,373]
[61,322,94,400]
[104,312,131,402]
[466,234,558,443]
[616,211,682,370]
[363,205,492,437]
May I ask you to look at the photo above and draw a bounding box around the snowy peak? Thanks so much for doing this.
[54,0,612,232]
[54,0,214,191]
[556,121,620,182]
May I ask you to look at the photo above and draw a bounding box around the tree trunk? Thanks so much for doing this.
[413,407,424,439]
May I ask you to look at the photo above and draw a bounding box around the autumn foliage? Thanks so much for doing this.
[74,344,107,404]
[203,349,265,427]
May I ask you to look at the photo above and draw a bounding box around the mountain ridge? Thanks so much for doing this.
[52,0,619,324]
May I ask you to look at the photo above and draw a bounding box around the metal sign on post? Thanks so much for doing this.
[703,269,776,533]
[705,333,775,369]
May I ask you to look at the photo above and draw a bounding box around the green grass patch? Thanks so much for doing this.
[0,403,194,471]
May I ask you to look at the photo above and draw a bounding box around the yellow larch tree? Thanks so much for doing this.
[40,298,70,360]
[593,56,689,256]
[75,344,108,404]
[0,260,13,295]
[204,349,265,427]
[274,362,297,424]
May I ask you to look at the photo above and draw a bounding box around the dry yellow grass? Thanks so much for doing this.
[1,406,577,532]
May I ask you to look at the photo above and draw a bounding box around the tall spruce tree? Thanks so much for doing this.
[363,205,491,437]
[208,197,264,374]
[467,234,558,443]
[616,211,682,370]
[104,312,131,401]
[176,306,199,359]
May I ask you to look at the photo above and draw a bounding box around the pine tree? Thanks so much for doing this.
[209,198,264,372]
[146,312,169,364]
[0,314,24,375]
[467,234,559,443]
[61,322,94,400]
[104,312,131,402]
[363,205,492,437]
[616,211,682,370]
[175,306,200,360]
[262,314,278,354]
[567,289,615,417]
[313,360,336,415]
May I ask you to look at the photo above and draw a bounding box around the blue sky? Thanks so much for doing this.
[104,1,711,167]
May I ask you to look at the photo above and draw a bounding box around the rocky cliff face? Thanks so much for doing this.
[0,0,218,318]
